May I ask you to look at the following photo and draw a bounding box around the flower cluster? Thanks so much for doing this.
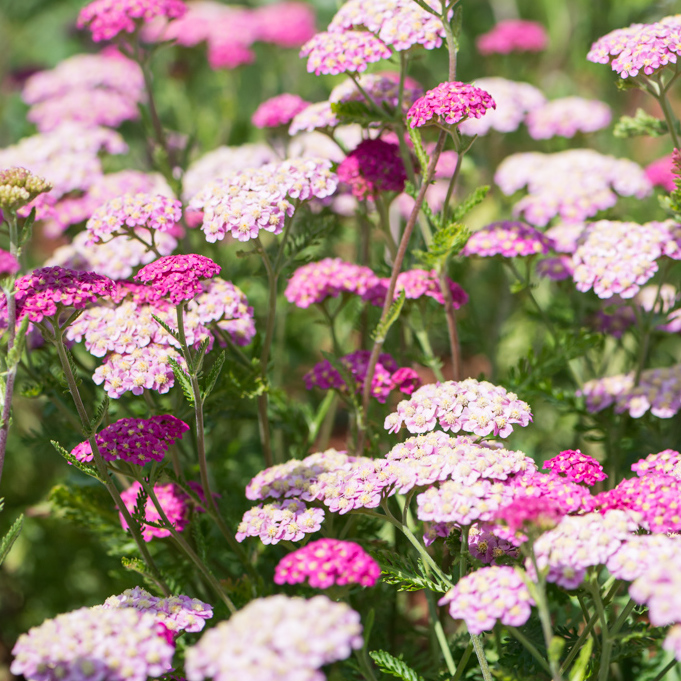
[14,266,114,324]
[77,0,188,42]
[368,269,469,308]
[645,153,676,193]
[304,350,419,403]
[511,472,597,515]
[300,31,391,76]
[573,220,681,299]
[330,72,423,113]
[587,15,681,79]
[71,415,189,466]
[0,167,52,211]
[274,538,380,588]
[631,448,681,478]
[543,450,607,486]
[11,607,175,681]
[468,524,520,562]
[119,481,203,542]
[495,496,565,535]
[384,379,533,438]
[190,158,338,243]
[337,139,406,199]
[103,586,212,634]
[236,499,325,544]
[288,101,340,135]
[184,595,363,681]
[458,78,546,136]
[407,81,496,129]
[0,250,19,277]
[439,566,534,634]
[285,258,381,309]
[629,547,681,626]
[134,254,221,305]
[462,221,553,258]
[477,19,548,55]
[495,150,652,226]
[525,97,612,139]
[252,94,310,129]
[86,193,182,245]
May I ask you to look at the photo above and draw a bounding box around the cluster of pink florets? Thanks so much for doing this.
[439,566,535,634]
[288,101,339,135]
[525,97,612,139]
[77,0,188,42]
[274,538,380,588]
[236,498,325,544]
[0,250,20,277]
[463,221,554,258]
[543,449,607,486]
[476,19,548,55]
[371,269,469,308]
[300,31,391,76]
[252,94,310,129]
[587,15,681,79]
[646,154,676,192]
[71,414,189,466]
[407,81,496,129]
[494,496,565,535]
[337,139,406,199]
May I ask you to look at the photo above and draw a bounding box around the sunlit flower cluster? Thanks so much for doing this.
[236,499,325,544]
[542,449,607,486]
[300,31,391,76]
[525,97,612,139]
[407,81,496,129]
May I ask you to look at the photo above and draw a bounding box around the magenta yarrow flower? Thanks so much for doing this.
[384,378,533,437]
[236,499,325,544]
[252,94,310,129]
[366,269,469,308]
[0,250,19,277]
[463,221,553,258]
[407,81,496,129]
[274,538,380,588]
[439,566,534,634]
[587,15,681,79]
[525,97,612,139]
[184,595,362,681]
[477,19,548,55]
[646,153,676,192]
[337,139,406,199]
[632,448,681,478]
[77,0,188,42]
[103,586,212,634]
[14,267,114,324]
[134,254,220,305]
[86,193,182,245]
[288,101,340,135]
[543,449,607,486]
[300,31,391,76]
[71,414,189,466]
[494,496,565,535]
[10,606,174,681]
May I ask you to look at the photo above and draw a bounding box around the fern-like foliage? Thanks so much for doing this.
[369,650,426,681]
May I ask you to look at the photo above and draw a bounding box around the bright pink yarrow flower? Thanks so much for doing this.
[300,31,391,76]
[274,538,380,588]
[495,496,565,535]
[543,449,607,486]
[15,266,115,324]
[646,154,676,192]
[71,414,189,466]
[337,139,406,199]
[477,19,548,55]
[252,94,310,129]
[0,250,19,276]
[135,254,220,305]
[77,0,188,42]
[407,81,496,129]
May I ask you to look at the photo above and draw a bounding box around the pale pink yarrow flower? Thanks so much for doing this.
[77,0,188,42]
[439,566,534,634]
[275,538,380,588]
[477,19,548,55]
[407,81,496,129]
[463,221,553,258]
[300,31,391,76]
[252,94,310,128]
[288,101,339,134]
[134,254,220,305]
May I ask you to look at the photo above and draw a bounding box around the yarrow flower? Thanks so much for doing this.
[14,267,114,324]
[71,414,189,466]
[103,586,212,634]
[458,78,546,137]
[407,81,496,129]
[0,167,52,211]
[631,448,681,478]
[587,15,681,79]
[367,269,469,308]
[543,449,607,486]
[77,0,188,42]
[288,101,340,135]
[477,19,548,55]
[439,566,535,634]
[337,139,406,199]
[572,220,681,299]
[300,31,391,76]
[274,538,380,588]
[330,72,423,113]
[184,595,363,681]
[190,158,338,243]
[86,193,182,245]
[525,97,612,139]
[629,548,681,627]
[10,606,175,681]
[119,481,203,542]
[462,221,553,258]
[134,255,220,305]
[646,153,676,192]
[606,533,681,582]
[236,499,325,545]
[495,150,652,227]
[252,94,310,129]
[0,250,19,277]
[384,378,532,437]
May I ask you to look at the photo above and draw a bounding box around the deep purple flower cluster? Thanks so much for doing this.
[337,139,406,199]
[407,81,496,129]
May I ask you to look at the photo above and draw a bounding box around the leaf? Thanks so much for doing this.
[371,548,450,593]
[191,337,211,373]
[0,513,23,566]
[19,206,37,246]
[202,350,226,400]
[371,289,406,344]
[51,440,102,481]
[83,396,109,439]
[369,650,426,681]
[406,126,429,174]
[450,185,490,222]
[415,221,471,269]
[569,638,593,681]
[151,314,181,343]
[6,315,30,370]
[168,357,195,406]
[330,100,391,126]
[613,108,668,138]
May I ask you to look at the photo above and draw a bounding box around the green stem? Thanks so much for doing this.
[451,641,473,681]
[438,264,462,381]
[650,658,678,681]
[506,626,553,676]
[588,577,611,681]
[426,590,457,676]
[470,634,493,681]
[608,598,635,638]
[657,88,681,149]
[414,328,445,382]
